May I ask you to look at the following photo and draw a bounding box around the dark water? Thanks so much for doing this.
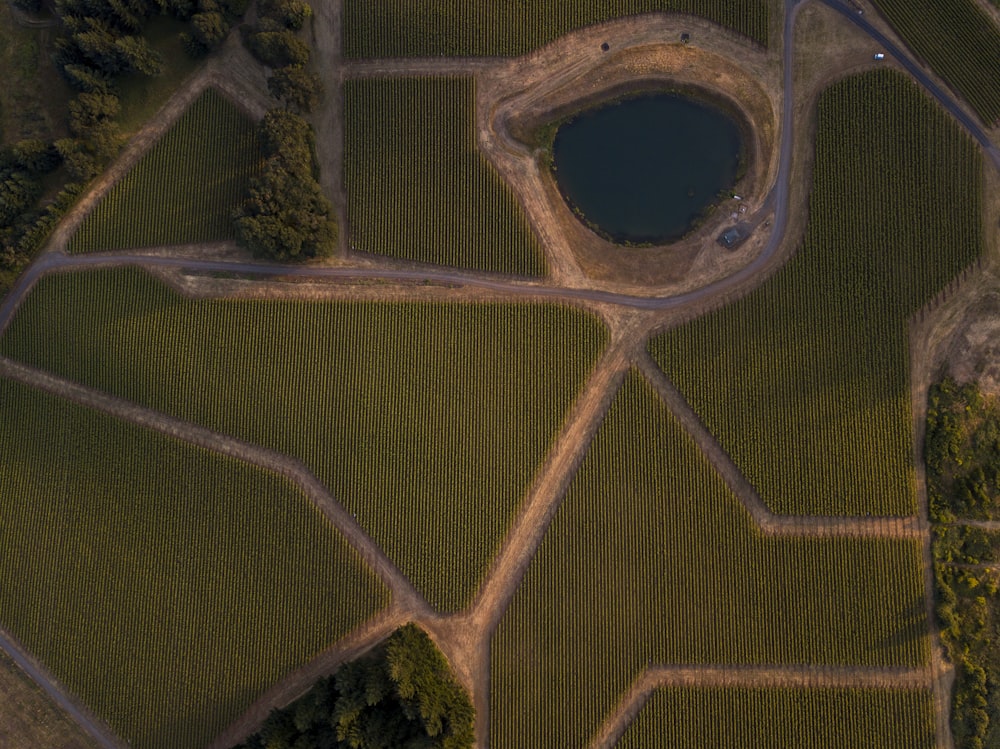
[552,93,743,244]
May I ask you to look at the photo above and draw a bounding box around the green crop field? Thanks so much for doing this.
[490,372,928,748]
[344,77,545,276]
[0,267,608,612]
[870,0,1000,126]
[650,69,982,516]
[618,687,935,748]
[68,88,261,254]
[343,0,770,57]
[0,377,387,749]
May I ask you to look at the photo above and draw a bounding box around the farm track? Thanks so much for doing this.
[2,0,999,745]
[590,664,933,748]
[0,625,125,749]
[636,351,923,539]
[454,321,640,746]
[0,357,430,615]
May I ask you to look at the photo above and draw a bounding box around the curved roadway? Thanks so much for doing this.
[0,1,998,746]
[1,0,997,329]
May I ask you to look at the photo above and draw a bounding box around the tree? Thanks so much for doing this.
[245,29,310,68]
[0,169,41,227]
[233,160,336,260]
[62,62,115,93]
[232,626,474,749]
[114,34,165,75]
[181,10,229,56]
[234,109,336,261]
[267,64,321,113]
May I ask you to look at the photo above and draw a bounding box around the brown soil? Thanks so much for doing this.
[479,17,781,291]
[0,646,102,749]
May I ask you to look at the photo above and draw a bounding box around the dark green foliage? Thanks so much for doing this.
[9,139,61,173]
[66,90,121,162]
[236,625,473,749]
[926,379,1000,521]
[927,379,1000,747]
[245,28,310,67]
[180,10,229,56]
[0,168,40,227]
[0,139,64,262]
[62,62,116,93]
[344,0,769,57]
[233,108,336,260]
[268,64,321,113]
[11,0,43,12]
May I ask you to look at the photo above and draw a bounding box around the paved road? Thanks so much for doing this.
[821,0,1000,171]
[0,627,124,749]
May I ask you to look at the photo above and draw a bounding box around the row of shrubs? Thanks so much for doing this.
[926,378,1000,749]
[1,0,250,283]
[234,0,336,260]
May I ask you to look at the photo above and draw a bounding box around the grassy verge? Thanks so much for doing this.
[0,649,100,749]
[343,0,770,56]
[344,78,546,276]
[0,267,608,612]
[116,14,204,135]
[618,687,935,748]
[0,5,70,145]
[68,89,261,253]
[0,377,388,749]
[490,372,929,747]
[650,70,982,516]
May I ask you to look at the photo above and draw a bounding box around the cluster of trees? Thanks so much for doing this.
[232,0,333,261]
[233,108,334,260]
[0,140,62,266]
[245,0,321,113]
[926,378,1000,749]
[235,624,474,749]
[1,0,247,279]
[926,378,1000,521]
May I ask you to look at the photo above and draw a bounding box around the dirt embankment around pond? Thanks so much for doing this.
[478,15,781,291]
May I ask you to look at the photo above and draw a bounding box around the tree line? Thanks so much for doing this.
[234,624,475,749]
[926,377,1000,749]
[1,0,336,280]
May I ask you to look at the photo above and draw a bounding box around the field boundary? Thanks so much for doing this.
[0,625,126,749]
[636,352,923,538]
[591,664,933,748]
[0,357,428,614]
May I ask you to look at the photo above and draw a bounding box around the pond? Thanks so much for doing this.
[552,92,744,245]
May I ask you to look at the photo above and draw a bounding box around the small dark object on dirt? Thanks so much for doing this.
[681,33,691,43]
[601,42,610,52]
